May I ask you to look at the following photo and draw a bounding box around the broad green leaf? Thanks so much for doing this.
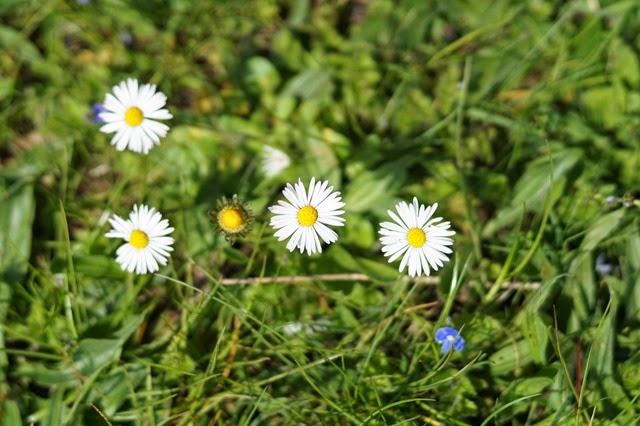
[489,339,534,376]
[0,400,21,426]
[14,363,77,386]
[328,245,397,282]
[580,85,626,130]
[280,68,333,100]
[609,38,640,86]
[244,56,281,95]
[354,257,399,283]
[0,26,43,66]
[580,209,624,251]
[522,313,549,365]
[0,182,35,283]
[72,339,122,377]
[342,167,402,214]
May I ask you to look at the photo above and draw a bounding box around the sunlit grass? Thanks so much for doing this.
[1,0,639,424]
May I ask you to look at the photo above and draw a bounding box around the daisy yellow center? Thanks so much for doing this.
[297,205,318,227]
[124,107,144,126]
[219,208,243,231]
[407,228,426,248]
[129,229,149,249]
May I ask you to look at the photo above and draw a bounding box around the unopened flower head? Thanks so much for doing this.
[208,194,254,243]
[261,145,291,178]
[379,198,455,277]
[269,177,345,255]
[99,78,172,154]
[435,326,465,353]
[105,204,174,274]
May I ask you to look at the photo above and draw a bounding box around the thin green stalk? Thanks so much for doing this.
[58,200,80,339]
[437,254,471,328]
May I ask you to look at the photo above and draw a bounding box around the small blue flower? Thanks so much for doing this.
[91,103,107,124]
[435,327,464,353]
[120,31,133,46]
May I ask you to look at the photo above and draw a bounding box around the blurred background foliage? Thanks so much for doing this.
[1,0,639,424]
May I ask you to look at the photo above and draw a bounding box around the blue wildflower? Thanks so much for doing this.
[435,327,464,353]
[91,103,108,124]
[595,253,613,276]
[120,31,133,46]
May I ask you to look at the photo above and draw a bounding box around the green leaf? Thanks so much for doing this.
[328,245,397,282]
[609,38,640,86]
[489,339,535,376]
[0,182,35,283]
[342,167,402,214]
[0,26,44,66]
[580,85,627,130]
[72,339,122,377]
[280,68,332,100]
[522,313,549,365]
[14,363,77,386]
[580,209,625,251]
[495,369,555,417]
[0,400,21,426]
[244,56,281,95]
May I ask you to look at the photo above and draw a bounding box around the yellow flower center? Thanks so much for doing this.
[219,208,244,231]
[124,106,144,126]
[130,229,149,249]
[407,228,426,248]
[297,205,318,227]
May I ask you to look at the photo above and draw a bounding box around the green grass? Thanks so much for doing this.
[1,0,640,424]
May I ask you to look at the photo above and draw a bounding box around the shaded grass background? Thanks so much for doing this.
[1,0,640,424]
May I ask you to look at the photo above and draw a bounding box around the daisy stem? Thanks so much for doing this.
[141,155,150,200]
[454,56,486,284]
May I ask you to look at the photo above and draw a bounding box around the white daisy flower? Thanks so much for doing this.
[269,177,345,255]
[99,78,173,154]
[105,204,175,274]
[260,145,291,178]
[379,198,455,277]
